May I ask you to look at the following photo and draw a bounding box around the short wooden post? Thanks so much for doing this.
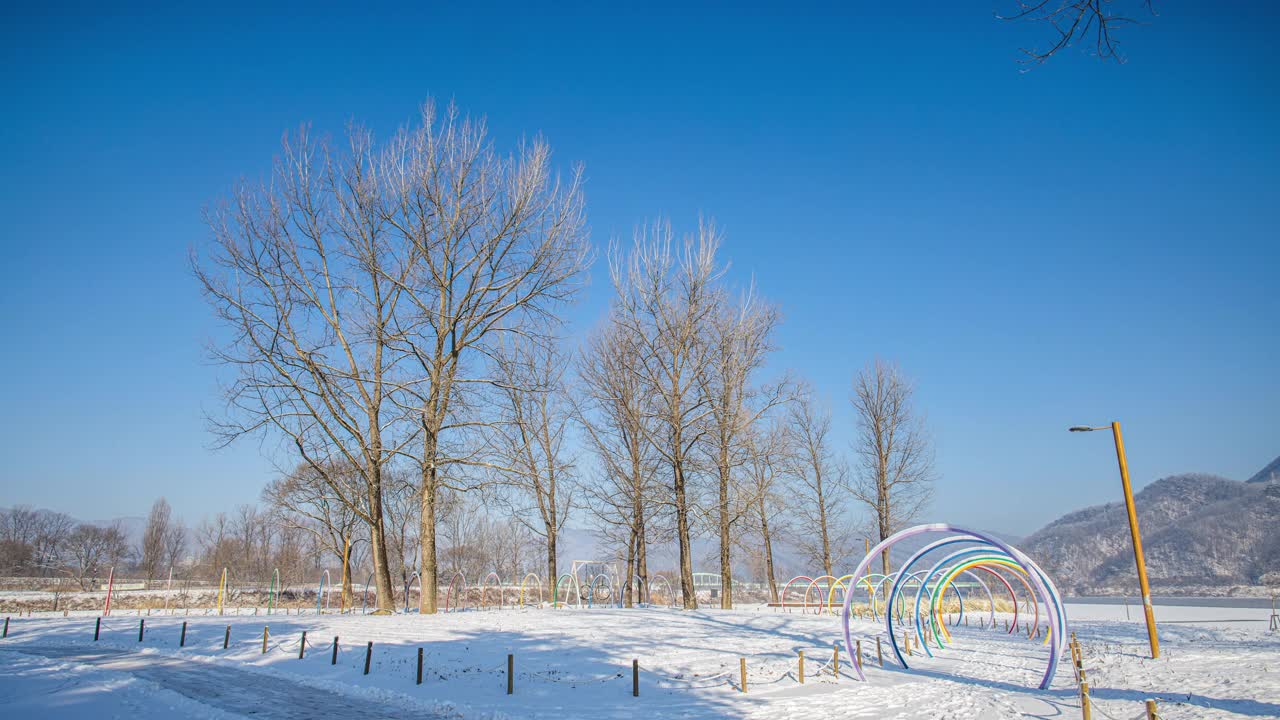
[904,631,911,656]
[180,621,187,647]
[798,650,805,683]
[363,641,373,675]
[417,647,424,685]
[632,659,639,696]
[262,626,269,654]
[876,636,883,667]
[856,639,862,670]
[1080,680,1092,720]
[299,631,307,659]
[1144,699,1158,719]
[3,617,8,638]
[1005,619,1009,632]
[833,643,839,679]
[739,657,747,693]
[94,617,101,641]
[223,625,230,649]
[332,637,339,665]
[138,618,145,642]
[507,653,514,694]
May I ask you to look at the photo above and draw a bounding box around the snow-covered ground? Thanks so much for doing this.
[0,603,1275,719]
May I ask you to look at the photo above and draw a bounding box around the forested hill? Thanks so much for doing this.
[1020,464,1280,595]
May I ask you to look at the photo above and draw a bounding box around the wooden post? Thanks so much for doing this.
[507,653,514,694]
[833,643,839,679]
[798,650,805,683]
[138,618,145,642]
[262,626,269,654]
[417,647,424,685]
[1081,680,1092,720]
[1144,699,1158,719]
[364,641,373,675]
[876,636,883,667]
[223,625,230,649]
[299,631,307,659]
[904,631,911,656]
[739,657,747,693]
[632,659,639,696]
[332,637,339,665]
[180,621,187,647]
[856,640,862,671]
[94,617,101,641]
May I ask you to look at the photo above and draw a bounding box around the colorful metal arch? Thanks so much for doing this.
[587,574,613,608]
[519,573,543,607]
[481,572,504,610]
[648,575,676,608]
[317,570,332,614]
[840,524,1068,690]
[403,572,422,613]
[444,571,468,612]
[803,575,838,614]
[779,575,814,612]
[553,573,582,608]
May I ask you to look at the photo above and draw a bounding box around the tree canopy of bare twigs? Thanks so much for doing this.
[484,337,577,598]
[784,387,854,578]
[697,285,786,608]
[263,462,367,605]
[609,220,726,609]
[849,359,935,576]
[1001,0,1156,65]
[574,313,663,606]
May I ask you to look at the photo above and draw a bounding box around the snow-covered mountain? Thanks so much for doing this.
[1020,459,1280,595]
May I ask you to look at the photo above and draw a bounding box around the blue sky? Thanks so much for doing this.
[1,2,1276,537]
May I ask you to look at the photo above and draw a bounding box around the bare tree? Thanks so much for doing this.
[574,315,661,607]
[849,359,935,577]
[65,522,128,591]
[196,118,418,612]
[140,498,173,585]
[1001,0,1156,65]
[163,522,187,578]
[376,103,591,613]
[741,422,788,602]
[697,287,785,607]
[485,337,576,599]
[785,388,853,577]
[264,462,365,607]
[610,220,726,609]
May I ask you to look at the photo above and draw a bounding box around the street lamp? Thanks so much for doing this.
[1069,421,1160,658]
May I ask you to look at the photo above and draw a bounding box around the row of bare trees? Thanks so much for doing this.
[196,98,935,612]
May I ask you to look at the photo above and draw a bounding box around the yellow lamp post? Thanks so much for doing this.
[1069,421,1160,658]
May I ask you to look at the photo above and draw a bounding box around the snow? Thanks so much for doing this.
[0,603,1275,719]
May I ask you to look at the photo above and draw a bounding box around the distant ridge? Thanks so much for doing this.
[1247,454,1280,484]
[1022,465,1280,594]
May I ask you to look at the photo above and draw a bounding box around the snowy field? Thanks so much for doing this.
[0,603,1275,719]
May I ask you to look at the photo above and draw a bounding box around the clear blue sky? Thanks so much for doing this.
[1,2,1276,536]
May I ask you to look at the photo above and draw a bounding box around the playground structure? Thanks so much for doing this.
[838,523,1067,690]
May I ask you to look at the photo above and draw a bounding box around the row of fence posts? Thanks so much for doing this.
[1070,632,1161,720]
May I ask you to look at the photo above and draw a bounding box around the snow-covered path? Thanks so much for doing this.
[2,644,450,719]
[0,603,1275,718]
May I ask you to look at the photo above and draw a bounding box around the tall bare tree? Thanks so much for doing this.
[377,103,590,613]
[698,288,785,607]
[575,315,661,606]
[610,220,726,609]
[785,388,852,577]
[485,337,576,599]
[196,122,417,612]
[140,498,173,585]
[65,522,128,591]
[742,422,788,602]
[849,359,935,577]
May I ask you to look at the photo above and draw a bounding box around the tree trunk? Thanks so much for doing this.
[673,459,697,610]
[718,463,733,609]
[418,463,439,614]
[759,496,777,604]
[546,527,558,607]
[341,540,354,609]
[816,474,833,577]
[636,501,649,604]
[624,529,636,608]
